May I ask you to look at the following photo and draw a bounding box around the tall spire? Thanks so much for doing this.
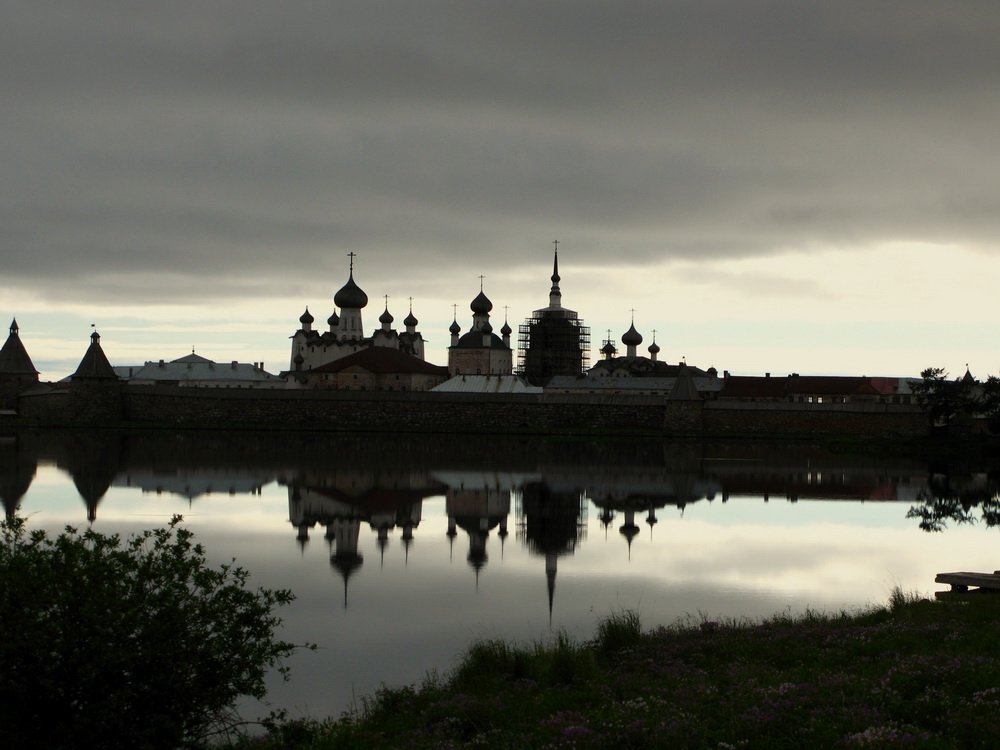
[549,240,562,308]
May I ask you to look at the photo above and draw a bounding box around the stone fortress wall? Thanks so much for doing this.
[16,385,927,437]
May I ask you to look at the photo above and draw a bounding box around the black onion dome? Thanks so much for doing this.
[379,306,393,325]
[334,271,368,309]
[621,323,643,347]
[648,341,660,355]
[470,290,493,314]
[404,310,418,327]
[601,342,617,356]
[327,311,340,326]
[299,308,314,325]
[449,318,461,334]
[500,321,512,335]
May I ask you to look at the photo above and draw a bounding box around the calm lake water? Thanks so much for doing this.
[4,429,999,721]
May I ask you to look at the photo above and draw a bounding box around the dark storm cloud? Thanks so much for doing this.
[4,1,1000,304]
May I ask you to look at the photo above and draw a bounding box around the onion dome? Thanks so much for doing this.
[648,341,660,356]
[449,318,461,335]
[482,321,493,334]
[404,310,418,327]
[334,270,368,309]
[327,311,339,326]
[500,320,512,336]
[379,306,393,325]
[299,308,314,325]
[621,323,643,347]
[471,290,493,314]
[601,341,617,357]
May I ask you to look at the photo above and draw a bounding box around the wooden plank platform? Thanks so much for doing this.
[935,571,1000,592]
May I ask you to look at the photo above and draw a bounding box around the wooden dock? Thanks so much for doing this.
[934,571,1000,599]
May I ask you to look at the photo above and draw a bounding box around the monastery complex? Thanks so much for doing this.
[0,247,936,436]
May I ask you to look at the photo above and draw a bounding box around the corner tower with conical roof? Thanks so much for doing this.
[518,243,591,385]
[69,330,122,424]
[0,319,40,409]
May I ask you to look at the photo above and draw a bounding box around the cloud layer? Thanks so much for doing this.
[5,1,999,307]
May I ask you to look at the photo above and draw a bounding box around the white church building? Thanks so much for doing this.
[288,256,427,376]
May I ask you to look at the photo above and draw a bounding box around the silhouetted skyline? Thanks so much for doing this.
[4,2,999,380]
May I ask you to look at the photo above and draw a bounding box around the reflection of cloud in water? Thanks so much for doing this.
[11,430,1000,721]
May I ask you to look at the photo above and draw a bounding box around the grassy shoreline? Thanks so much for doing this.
[225,590,1000,749]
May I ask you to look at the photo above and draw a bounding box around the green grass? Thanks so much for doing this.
[223,590,1000,749]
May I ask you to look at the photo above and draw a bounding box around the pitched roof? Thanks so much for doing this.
[130,355,281,382]
[310,347,448,376]
[0,320,38,376]
[72,333,118,379]
[170,353,214,364]
[667,364,702,401]
[432,375,542,394]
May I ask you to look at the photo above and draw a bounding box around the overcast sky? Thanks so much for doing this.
[5,1,1000,380]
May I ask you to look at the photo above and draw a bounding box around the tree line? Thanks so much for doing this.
[910,367,1000,432]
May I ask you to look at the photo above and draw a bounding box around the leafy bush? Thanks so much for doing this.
[0,515,300,750]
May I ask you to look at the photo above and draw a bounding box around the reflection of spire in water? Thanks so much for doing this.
[498,516,508,560]
[0,436,37,520]
[620,509,640,559]
[296,522,312,553]
[328,518,363,609]
[65,433,123,523]
[444,477,511,579]
[447,515,457,562]
[598,506,615,537]
[518,481,586,624]
[546,550,557,627]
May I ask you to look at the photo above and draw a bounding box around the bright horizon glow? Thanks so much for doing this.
[5,241,995,382]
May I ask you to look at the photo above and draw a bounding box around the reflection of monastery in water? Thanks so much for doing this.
[283,466,445,606]
[8,431,997,615]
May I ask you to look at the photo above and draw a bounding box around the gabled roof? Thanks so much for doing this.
[310,347,448,376]
[432,375,542,394]
[130,355,280,382]
[0,319,38,376]
[72,332,118,379]
[170,353,214,364]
